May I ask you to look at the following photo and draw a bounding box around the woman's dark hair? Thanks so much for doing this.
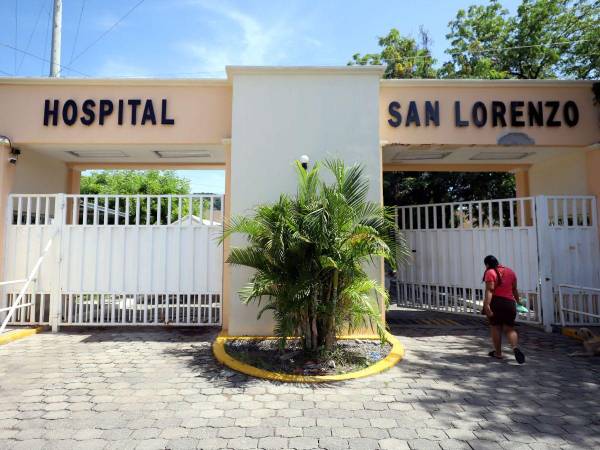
[483,255,502,285]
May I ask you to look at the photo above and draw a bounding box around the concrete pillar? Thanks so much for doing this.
[515,169,530,198]
[0,142,17,281]
[586,149,600,241]
[227,66,384,336]
[514,169,532,226]
[221,140,231,332]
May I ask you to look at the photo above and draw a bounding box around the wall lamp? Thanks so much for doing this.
[0,135,20,165]
[299,154,310,171]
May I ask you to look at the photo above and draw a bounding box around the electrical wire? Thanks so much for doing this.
[358,38,592,65]
[69,0,86,65]
[41,0,52,76]
[0,42,91,77]
[14,0,18,74]
[70,0,146,65]
[17,0,47,73]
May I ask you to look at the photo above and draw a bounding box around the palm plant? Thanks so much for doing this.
[223,159,409,352]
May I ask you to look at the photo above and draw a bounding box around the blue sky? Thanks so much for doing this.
[1,0,522,78]
[1,0,521,192]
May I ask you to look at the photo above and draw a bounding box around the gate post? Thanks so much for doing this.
[535,195,554,332]
[49,194,66,333]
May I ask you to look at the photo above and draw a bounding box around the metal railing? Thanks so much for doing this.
[8,194,223,227]
[557,284,600,327]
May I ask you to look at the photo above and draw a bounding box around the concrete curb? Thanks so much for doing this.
[213,331,404,383]
[0,327,44,346]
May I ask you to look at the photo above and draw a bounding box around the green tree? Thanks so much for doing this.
[80,170,191,196]
[223,160,409,352]
[441,0,599,79]
[349,27,437,79]
[383,172,516,207]
[80,170,195,224]
[559,0,600,79]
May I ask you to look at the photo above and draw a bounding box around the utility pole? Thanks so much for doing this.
[49,0,62,77]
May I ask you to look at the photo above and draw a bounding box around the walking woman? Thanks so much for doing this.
[482,255,526,364]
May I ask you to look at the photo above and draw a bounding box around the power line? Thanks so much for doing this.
[69,0,86,65]
[70,0,146,65]
[0,69,12,76]
[369,38,592,65]
[17,0,47,74]
[41,0,52,76]
[0,42,90,77]
[14,0,18,74]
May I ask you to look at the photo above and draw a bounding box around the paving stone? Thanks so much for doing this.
[218,426,245,438]
[439,439,472,450]
[361,427,389,439]
[227,436,259,448]
[275,426,303,437]
[258,436,289,449]
[379,438,410,449]
[0,321,595,450]
[409,439,442,449]
[133,438,168,449]
[347,437,381,449]
[289,436,319,449]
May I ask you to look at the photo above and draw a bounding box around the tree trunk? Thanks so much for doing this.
[323,271,339,351]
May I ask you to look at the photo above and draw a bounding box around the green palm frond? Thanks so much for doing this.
[221,157,409,351]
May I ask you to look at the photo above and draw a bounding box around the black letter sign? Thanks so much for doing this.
[388,101,401,127]
[563,101,579,127]
[454,101,469,127]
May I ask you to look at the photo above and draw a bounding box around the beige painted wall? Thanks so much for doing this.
[380,80,598,147]
[0,79,231,146]
[12,149,69,194]
[0,144,17,279]
[227,67,384,335]
[528,151,589,196]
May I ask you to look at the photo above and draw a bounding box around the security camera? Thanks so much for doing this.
[9,148,20,164]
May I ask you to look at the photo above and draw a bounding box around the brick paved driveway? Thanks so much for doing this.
[0,310,599,450]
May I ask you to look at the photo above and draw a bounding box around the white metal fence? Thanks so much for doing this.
[557,284,600,327]
[1,194,224,329]
[394,195,600,329]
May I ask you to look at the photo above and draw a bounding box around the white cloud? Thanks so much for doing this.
[95,59,151,78]
[179,0,298,75]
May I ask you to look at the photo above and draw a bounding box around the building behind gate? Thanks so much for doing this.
[1,67,599,334]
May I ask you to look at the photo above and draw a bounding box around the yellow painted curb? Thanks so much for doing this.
[0,327,44,346]
[561,327,585,341]
[213,331,404,383]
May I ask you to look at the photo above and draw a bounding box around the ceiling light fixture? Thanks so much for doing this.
[392,151,450,161]
[469,152,532,160]
[66,150,129,158]
[154,150,212,159]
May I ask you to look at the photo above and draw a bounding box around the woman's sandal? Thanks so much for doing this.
[488,351,503,359]
[513,348,526,364]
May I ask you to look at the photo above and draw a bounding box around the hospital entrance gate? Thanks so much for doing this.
[393,196,600,330]
[1,194,224,330]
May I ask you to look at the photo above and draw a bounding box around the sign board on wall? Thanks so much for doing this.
[43,98,175,126]
[387,100,579,128]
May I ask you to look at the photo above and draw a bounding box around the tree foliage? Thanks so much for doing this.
[383,172,516,207]
[223,160,410,352]
[80,170,191,195]
[441,0,599,79]
[80,170,197,224]
[350,0,599,80]
[349,27,437,79]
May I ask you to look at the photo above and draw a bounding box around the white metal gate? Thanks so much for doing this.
[394,195,599,329]
[1,194,224,328]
